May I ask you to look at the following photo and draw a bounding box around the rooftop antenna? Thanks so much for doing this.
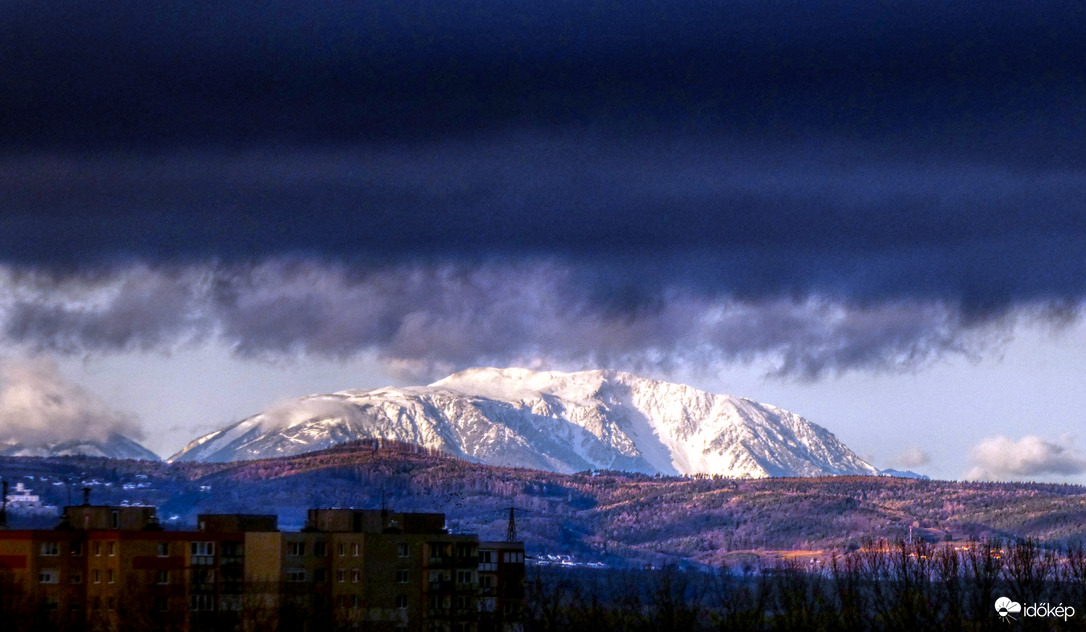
[83,487,91,506]
[506,507,517,543]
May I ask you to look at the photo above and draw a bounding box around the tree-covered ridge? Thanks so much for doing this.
[2,441,1084,567]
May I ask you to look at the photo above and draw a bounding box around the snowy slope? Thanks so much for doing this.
[0,433,160,460]
[168,368,878,478]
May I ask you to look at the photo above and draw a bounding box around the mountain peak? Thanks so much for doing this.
[171,367,877,479]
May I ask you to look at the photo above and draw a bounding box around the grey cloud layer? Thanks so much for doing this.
[0,261,1052,380]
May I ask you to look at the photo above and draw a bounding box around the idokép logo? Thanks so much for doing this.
[995,596,1075,623]
[995,597,1021,621]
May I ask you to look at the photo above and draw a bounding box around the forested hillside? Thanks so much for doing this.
[2,441,1084,567]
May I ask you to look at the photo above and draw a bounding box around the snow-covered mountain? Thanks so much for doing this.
[168,368,878,478]
[0,433,160,460]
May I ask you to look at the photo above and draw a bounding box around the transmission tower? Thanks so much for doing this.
[506,506,518,543]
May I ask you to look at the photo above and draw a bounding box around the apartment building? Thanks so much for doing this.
[0,502,525,632]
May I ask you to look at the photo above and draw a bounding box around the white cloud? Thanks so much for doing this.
[0,357,142,446]
[964,435,1086,481]
[888,446,930,469]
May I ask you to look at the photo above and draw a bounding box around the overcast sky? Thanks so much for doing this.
[1,1,1084,481]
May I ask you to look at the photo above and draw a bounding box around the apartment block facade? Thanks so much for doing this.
[0,503,525,632]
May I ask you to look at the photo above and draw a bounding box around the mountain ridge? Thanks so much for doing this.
[0,432,159,461]
[169,368,877,479]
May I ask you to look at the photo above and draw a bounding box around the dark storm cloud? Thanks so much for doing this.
[1,1,1084,375]
[2,141,1084,311]
[3,1,1084,147]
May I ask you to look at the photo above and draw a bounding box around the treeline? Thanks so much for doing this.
[525,538,1086,632]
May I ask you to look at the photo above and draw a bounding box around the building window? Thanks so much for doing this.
[352,542,360,557]
[157,542,170,557]
[110,511,119,529]
[314,541,327,556]
[350,568,360,583]
[396,569,409,583]
[94,542,101,556]
[39,569,59,584]
[191,595,215,612]
[156,570,170,585]
[396,595,408,610]
[287,541,306,556]
[286,569,306,582]
[40,542,60,556]
[93,570,100,584]
[338,543,346,556]
[43,597,59,611]
[70,541,83,557]
[456,570,473,585]
[107,597,115,612]
[154,597,169,612]
[350,595,360,608]
[108,542,116,556]
[191,541,215,564]
[70,571,82,584]
[337,569,345,583]
[91,597,101,611]
[397,543,409,558]
[108,569,115,584]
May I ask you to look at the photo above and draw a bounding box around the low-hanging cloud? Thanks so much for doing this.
[964,435,1086,481]
[256,396,369,435]
[0,357,143,446]
[0,259,1063,381]
[888,446,931,470]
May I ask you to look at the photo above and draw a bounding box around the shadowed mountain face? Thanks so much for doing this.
[169,367,877,478]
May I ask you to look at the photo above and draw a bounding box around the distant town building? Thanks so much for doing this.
[0,501,525,632]
[6,482,42,509]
